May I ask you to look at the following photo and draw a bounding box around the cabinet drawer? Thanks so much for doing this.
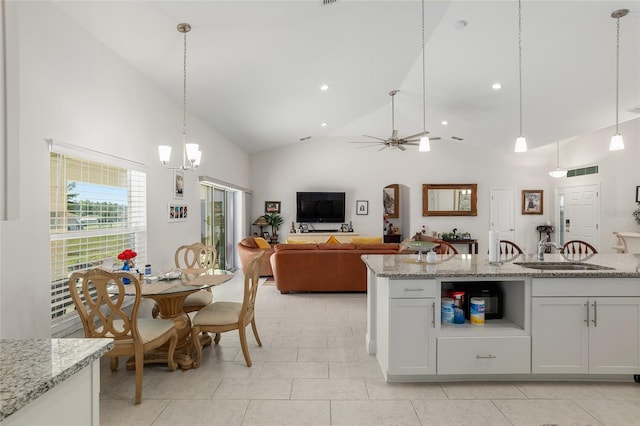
[437,336,531,374]
[389,279,437,298]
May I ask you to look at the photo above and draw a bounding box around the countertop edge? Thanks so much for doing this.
[0,338,114,421]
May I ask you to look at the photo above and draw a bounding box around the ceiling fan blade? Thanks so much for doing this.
[397,145,407,151]
[403,142,419,146]
[350,141,384,144]
[378,145,388,151]
[404,136,442,142]
[361,134,388,142]
[402,130,429,140]
[354,144,385,149]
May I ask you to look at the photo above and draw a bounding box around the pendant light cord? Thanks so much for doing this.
[422,0,426,136]
[615,14,620,134]
[182,27,188,167]
[518,0,523,138]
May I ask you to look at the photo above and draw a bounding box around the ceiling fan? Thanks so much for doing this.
[349,90,440,151]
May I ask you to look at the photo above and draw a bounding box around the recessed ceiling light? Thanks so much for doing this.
[320,84,329,91]
[454,20,468,30]
[441,120,448,126]
[321,123,328,127]
[492,83,502,90]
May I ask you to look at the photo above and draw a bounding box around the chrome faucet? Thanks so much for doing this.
[537,235,559,261]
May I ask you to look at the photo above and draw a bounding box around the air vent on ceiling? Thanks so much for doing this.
[322,0,336,4]
[567,165,598,178]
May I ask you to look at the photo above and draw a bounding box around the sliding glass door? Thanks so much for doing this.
[200,184,237,271]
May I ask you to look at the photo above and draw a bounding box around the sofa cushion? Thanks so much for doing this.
[317,242,356,250]
[254,237,271,249]
[352,236,383,244]
[326,235,340,244]
[274,243,318,251]
[355,243,400,251]
[239,237,258,249]
[285,239,311,244]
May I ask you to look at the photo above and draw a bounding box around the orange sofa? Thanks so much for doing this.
[269,242,403,294]
[237,237,274,277]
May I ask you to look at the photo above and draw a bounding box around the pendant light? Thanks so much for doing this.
[609,9,628,151]
[514,0,527,153]
[159,23,202,170]
[548,141,567,178]
[418,0,430,152]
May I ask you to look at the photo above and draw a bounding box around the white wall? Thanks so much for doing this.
[0,1,250,338]
[249,120,639,257]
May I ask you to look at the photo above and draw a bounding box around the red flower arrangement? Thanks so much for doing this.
[117,249,137,269]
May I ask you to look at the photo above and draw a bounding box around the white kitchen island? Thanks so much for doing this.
[362,253,640,383]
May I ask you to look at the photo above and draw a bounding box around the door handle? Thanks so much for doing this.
[431,301,435,328]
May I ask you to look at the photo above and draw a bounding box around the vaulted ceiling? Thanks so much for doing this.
[52,0,640,154]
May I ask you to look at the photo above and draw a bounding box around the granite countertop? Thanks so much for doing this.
[361,253,640,279]
[0,338,113,421]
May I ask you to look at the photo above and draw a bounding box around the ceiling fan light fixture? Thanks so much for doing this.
[514,136,527,153]
[549,168,568,178]
[419,136,431,152]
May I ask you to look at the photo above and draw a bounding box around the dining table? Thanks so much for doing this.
[120,269,234,370]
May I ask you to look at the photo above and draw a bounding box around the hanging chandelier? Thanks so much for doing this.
[513,0,527,153]
[609,9,628,151]
[159,23,202,170]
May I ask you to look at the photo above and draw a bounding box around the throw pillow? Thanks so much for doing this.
[285,239,310,244]
[254,237,271,249]
[351,236,383,245]
[326,235,340,244]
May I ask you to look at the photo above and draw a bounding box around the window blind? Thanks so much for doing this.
[49,151,146,321]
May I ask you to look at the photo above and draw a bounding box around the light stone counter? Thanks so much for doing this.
[361,253,640,278]
[0,338,113,422]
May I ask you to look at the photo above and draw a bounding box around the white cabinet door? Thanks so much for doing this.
[589,297,640,374]
[532,297,640,375]
[388,298,436,375]
[532,297,589,374]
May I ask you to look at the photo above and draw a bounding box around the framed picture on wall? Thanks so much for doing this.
[173,170,184,199]
[168,203,188,222]
[356,200,368,215]
[522,190,543,215]
[265,201,281,213]
[383,184,399,218]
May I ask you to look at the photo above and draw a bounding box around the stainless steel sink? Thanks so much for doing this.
[514,262,614,271]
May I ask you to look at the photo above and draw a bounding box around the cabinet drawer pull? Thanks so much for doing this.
[591,300,597,327]
[403,288,425,292]
[475,354,496,359]
[431,301,435,328]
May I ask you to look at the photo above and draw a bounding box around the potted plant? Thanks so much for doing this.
[263,213,284,236]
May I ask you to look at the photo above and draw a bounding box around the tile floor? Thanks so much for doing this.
[95,274,640,425]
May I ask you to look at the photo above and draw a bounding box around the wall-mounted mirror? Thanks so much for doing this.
[422,184,477,216]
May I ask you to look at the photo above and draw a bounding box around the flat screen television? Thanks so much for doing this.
[296,192,346,223]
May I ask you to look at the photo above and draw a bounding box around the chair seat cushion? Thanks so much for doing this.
[192,301,241,326]
[183,290,213,307]
[111,318,175,343]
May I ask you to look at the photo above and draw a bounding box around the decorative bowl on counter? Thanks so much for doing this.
[404,240,438,262]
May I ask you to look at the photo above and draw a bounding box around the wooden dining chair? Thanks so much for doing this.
[499,240,523,256]
[562,240,598,256]
[69,268,177,404]
[191,251,264,368]
[434,240,459,255]
[152,242,217,318]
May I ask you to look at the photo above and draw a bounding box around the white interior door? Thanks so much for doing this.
[490,188,516,241]
[559,184,600,249]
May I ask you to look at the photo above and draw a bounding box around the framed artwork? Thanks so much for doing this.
[356,200,368,215]
[265,201,281,213]
[168,203,188,221]
[383,184,399,218]
[173,170,184,199]
[522,190,543,215]
[636,186,640,202]
[263,231,270,240]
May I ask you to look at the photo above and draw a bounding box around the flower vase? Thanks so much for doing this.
[122,261,131,284]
